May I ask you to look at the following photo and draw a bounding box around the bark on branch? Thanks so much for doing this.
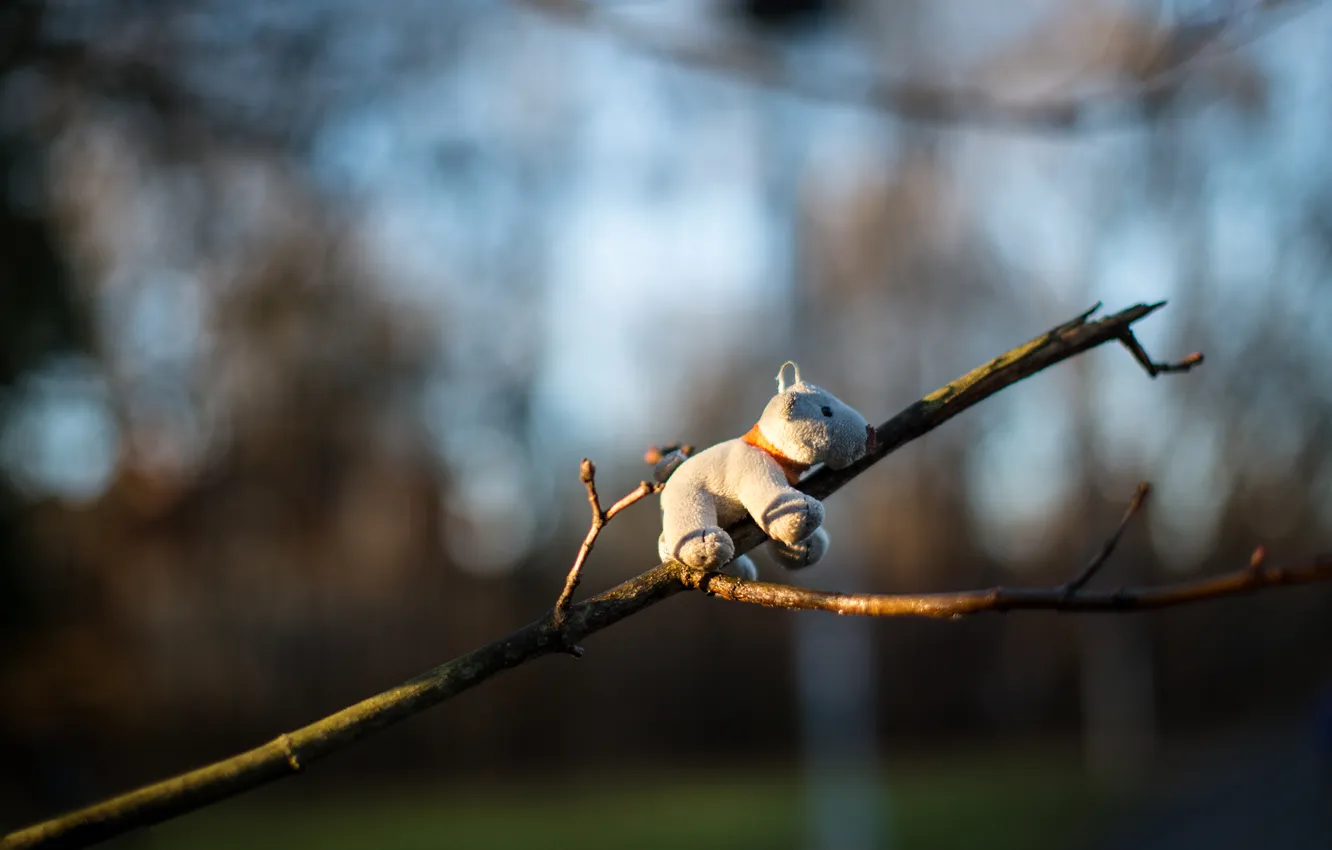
[10,301,1330,850]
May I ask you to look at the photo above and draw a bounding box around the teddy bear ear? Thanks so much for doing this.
[775,360,802,393]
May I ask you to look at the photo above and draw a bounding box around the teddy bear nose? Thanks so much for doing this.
[865,424,877,451]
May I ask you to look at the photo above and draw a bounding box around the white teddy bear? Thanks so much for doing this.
[655,362,875,580]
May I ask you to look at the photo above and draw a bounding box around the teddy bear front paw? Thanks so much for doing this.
[762,494,824,546]
[674,527,736,570]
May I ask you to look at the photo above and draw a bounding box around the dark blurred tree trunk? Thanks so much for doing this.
[0,0,88,671]
[0,0,102,818]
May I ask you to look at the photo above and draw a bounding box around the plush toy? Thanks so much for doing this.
[655,362,875,580]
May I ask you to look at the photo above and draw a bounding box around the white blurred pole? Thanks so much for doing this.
[794,526,887,850]
[759,59,888,850]
[1078,616,1157,785]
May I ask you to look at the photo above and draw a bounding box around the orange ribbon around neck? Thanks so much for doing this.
[740,423,810,485]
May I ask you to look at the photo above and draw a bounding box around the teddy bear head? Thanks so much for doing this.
[756,363,875,470]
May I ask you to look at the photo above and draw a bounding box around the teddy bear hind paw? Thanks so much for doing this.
[768,527,829,570]
[721,555,758,581]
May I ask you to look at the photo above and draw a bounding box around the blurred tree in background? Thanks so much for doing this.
[2,1,1331,847]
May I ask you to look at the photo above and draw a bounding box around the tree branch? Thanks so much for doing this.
[682,481,1332,615]
[9,301,1322,850]
[680,550,1332,616]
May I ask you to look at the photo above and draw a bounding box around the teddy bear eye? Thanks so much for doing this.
[821,405,833,417]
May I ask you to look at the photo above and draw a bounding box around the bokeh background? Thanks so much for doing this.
[3,1,1332,848]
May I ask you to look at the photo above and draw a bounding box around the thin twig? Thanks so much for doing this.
[682,550,1332,617]
[643,444,694,465]
[519,0,1318,132]
[552,459,658,632]
[604,483,658,521]
[1063,482,1152,597]
[1119,330,1205,376]
[6,301,1277,850]
[1249,545,1267,570]
[552,458,604,629]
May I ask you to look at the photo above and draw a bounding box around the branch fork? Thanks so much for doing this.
[1062,481,1152,600]
[1119,330,1205,377]
[551,459,660,639]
